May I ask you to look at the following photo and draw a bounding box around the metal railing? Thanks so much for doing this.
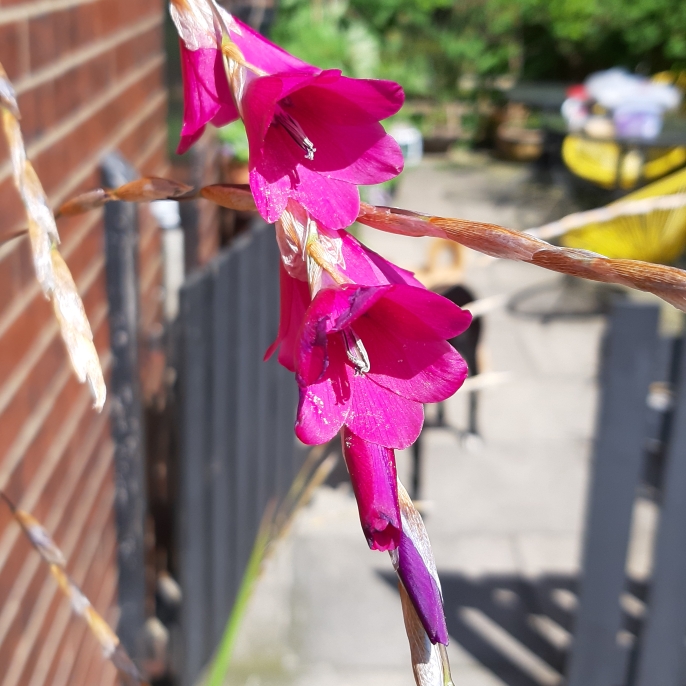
[176,221,299,685]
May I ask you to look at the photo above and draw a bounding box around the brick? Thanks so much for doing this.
[0,21,26,81]
[0,1,166,678]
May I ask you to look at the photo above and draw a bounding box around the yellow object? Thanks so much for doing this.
[562,134,686,190]
[561,166,686,263]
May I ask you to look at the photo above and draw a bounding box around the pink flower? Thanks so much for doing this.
[172,6,405,229]
[177,42,239,154]
[341,428,449,645]
[342,427,401,552]
[267,229,470,448]
[243,68,404,229]
[294,281,469,448]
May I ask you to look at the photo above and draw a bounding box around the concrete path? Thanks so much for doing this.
[224,156,607,686]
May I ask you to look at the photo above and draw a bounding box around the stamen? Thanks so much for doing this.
[342,328,370,374]
[274,108,316,160]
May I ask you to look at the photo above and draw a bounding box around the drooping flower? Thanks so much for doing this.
[341,427,401,551]
[340,429,450,648]
[170,0,405,229]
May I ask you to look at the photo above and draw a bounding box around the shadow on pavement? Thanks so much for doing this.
[381,572,580,686]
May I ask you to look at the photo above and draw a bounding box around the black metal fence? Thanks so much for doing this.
[568,301,686,686]
[176,222,299,685]
[432,301,686,686]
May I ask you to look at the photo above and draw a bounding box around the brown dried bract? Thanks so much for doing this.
[111,176,194,202]
[201,183,257,211]
[56,188,112,217]
[0,493,148,685]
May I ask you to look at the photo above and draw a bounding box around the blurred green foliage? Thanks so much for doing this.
[218,120,250,162]
[272,0,686,99]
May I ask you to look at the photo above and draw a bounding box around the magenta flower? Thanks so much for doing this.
[267,229,471,448]
[294,282,469,448]
[341,428,449,645]
[342,427,401,551]
[177,42,239,154]
[242,68,405,229]
[171,5,405,229]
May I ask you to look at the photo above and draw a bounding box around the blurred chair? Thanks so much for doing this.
[530,166,686,264]
[562,134,686,191]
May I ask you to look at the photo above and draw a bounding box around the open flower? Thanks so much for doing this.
[266,224,471,448]
[294,281,470,448]
[170,0,404,229]
[242,69,404,228]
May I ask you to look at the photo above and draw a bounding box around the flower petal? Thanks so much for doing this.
[341,428,401,551]
[249,124,363,229]
[394,479,449,645]
[368,285,473,341]
[265,263,311,372]
[395,530,449,645]
[340,231,423,287]
[177,43,239,155]
[311,75,405,124]
[310,127,404,186]
[231,17,315,76]
[346,371,424,449]
[355,314,468,403]
[295,286,387,385]
[295,335,351,444]
[249,163,291,224]
[292,165,361,229]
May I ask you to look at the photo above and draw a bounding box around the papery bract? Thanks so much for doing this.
[393,480,449,646]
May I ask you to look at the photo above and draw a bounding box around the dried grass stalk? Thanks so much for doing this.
[0,493,147,686]
[357,203,686,311]
[0,63,106,410]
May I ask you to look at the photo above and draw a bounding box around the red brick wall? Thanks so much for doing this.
[0,1,167,684]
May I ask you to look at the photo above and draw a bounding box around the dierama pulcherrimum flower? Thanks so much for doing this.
[170,0,404,229]
[341,431,451,663]
[294,281,470,448]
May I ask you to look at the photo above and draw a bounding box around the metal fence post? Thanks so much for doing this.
[179,269,214,684]
[567,302,659,686]
[101,152,148,655]
[635,331,686,686]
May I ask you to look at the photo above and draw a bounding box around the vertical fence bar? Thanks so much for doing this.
[179,270,214,685]
[234,231,261,579]
[210,249,240,644]
[177,224,299,684]
[255,226,271,521]
[263,229,284,500]
[101,152,147,656]
[635,331,686,686]
[567,302,659,686]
